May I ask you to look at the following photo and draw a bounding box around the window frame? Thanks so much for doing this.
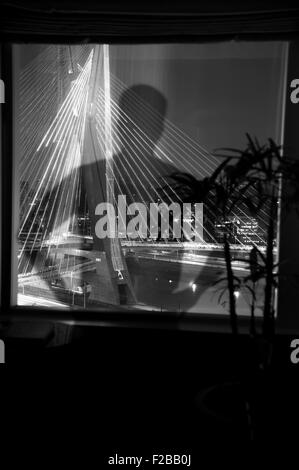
[0,38,297,333]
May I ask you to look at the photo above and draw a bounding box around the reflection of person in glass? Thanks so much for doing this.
[21,82,218,311]
[108,85,219,311]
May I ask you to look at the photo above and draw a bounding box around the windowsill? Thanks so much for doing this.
[1,304,264,334]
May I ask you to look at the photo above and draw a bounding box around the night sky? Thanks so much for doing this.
[110,42,286,177]
[17,41,287,181]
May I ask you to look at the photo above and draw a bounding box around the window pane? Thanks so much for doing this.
[14,42,287,314]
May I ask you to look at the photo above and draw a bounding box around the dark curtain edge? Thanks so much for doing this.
[1,6,299,43]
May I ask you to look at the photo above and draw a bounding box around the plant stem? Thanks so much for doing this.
[263,195,275,340]
[223,234,238,335]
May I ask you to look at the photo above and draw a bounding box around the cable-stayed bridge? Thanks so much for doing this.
[17,45,267,309]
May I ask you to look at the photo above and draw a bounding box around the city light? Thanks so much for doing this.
[234,290,240,299]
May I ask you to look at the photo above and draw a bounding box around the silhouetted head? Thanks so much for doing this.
[117,85,167,152]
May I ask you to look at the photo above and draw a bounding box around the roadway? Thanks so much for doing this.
[18,237,264,315]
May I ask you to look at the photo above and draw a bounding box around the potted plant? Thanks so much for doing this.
[164,134,299,439]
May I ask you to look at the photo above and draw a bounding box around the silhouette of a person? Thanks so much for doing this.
[21,84,219,312]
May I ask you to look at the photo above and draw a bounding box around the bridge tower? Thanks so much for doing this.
[82,45,136,305]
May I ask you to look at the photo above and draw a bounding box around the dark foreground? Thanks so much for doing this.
[2,322,299,460]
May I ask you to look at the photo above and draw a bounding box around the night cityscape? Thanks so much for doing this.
[15,43,281,315]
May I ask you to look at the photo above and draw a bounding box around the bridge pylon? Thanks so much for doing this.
[82,45,136,306]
